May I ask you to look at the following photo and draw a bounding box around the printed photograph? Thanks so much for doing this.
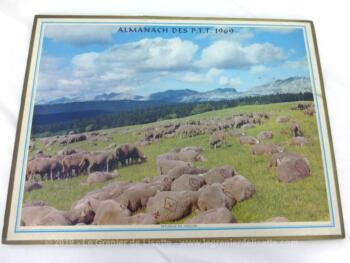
[22,21,329,228]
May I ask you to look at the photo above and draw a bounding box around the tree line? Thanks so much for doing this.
[31,92,313,138]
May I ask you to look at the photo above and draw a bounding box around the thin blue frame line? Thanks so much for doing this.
[14,22,335,234]
[303,28,335,226]
[17,224,333,233]
[14,22,45,231]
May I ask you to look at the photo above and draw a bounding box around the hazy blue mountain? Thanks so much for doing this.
[246,76,311,96]
[41,96,81,105]
[147,89,199,102]
[181,87,238,102]
[38,76,311,105]
[94,92,144,101]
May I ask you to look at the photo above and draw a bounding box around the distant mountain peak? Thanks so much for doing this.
[148,89,199,102]
[211,87,237,93]
[38,76,311,105]
[247,76,311,96]
[94,92,144,101]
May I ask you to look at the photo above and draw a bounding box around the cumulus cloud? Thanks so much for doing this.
[195,40,285,69]
[178,68,221,83]
[72,37,199,78]
[36,30,297,103]
[283,58,309,70]
[36,55,79,102]
[219,76,242,88]
[44,25,116,46]
[249,65,271,74]
[36,38,199,103]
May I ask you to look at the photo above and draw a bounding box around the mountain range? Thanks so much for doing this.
[38,76,311,105]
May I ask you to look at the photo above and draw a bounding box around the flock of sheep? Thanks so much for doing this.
[26,143,146,183]
[22,102,315,226]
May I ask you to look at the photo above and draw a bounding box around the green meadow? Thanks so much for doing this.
[24,101,330,223]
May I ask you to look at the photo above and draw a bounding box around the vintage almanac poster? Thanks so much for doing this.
[2,15,344,244]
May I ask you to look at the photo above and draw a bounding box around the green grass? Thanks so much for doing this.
[24,101,329,222]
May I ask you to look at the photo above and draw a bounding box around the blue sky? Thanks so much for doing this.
[36,23,310,103]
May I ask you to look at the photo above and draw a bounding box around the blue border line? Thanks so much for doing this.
[303,28,335,226]
[14,22,45,230]
[14,21,335,234]
[17,224,333,233]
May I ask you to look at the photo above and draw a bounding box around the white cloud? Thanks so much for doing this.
[249,65,271,74]
[179,72,208,83]
[178,68,221,83]
[72,37,198,78]
[44,25,116,46]
[195,40,285,69]
[283,58,309,70]
[36,55,80,102]
[36,38,199,103]
[219,76,242,88]
[58,79,83,87]
[100,69,137,82]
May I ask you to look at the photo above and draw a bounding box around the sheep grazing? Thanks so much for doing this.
[290,121,302,137]
[276,155,310,183]
[258,131,273,140]
[239,135,259,145]
[209,131,225,149]
[291,136,309,146]
[251,144,283,155]
[276,116,290,123]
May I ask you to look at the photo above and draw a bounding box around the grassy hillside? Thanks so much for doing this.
[24,101,330,223]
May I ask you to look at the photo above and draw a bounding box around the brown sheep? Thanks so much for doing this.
[203,166,235,185]
[62,152,87,178]
[158,147,206,163]
[209,131,225,149]
[269,152,309,168]
[258,131,273,140]
[290,121,302,137]
[156,158,192,175]
[171,174,205,191]
[239,135,259,145]
[146,191,199,223]
[276,116,290,123]
[251,144,283,155]
[116,144,147,166]
[197,184,234,211]
[184,208,237,224]
[79,150,117,173]
[116,183,162,212]
[222,175,256,202]
[26,157,63,181]
[21,204,71,226]
[90,199,131,225]
[291,136,309,146]
[167,166,207,180]
[85,171,119,185]
[276,155,310,183]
